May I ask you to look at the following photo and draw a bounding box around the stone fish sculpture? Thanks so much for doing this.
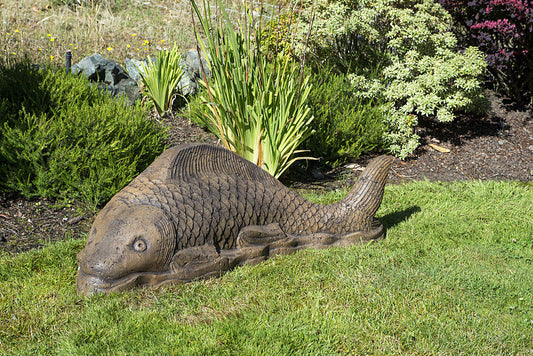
[76,144,394,295]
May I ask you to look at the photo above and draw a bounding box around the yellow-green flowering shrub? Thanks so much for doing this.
[260,13,297,61]
[291,0,488,158]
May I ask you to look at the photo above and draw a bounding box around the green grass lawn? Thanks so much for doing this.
[1,180,532,355]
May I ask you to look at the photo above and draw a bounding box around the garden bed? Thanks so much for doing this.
[1,90,531,254]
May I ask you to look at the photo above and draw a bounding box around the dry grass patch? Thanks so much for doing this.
[1,0,280,67]
[1,0,202,66]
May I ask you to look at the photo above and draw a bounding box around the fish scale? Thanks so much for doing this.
[121,173,322,249]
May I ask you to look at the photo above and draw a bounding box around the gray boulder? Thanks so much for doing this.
[124,57,156,83]
[183,49,211,78]
[71,54,141,105]
[177,60,198,97]
[177,50,211,97]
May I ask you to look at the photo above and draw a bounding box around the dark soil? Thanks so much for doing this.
[1,91,531,253]
[390,91,532,183]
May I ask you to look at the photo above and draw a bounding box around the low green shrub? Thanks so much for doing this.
[259,12,298,62]
[0,60,167,208]
[304,71,386,166]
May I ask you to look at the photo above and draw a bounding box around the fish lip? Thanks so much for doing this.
[76,266,183,296]
[76,267,136,295]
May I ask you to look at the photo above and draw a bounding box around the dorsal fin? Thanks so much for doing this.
[167,144,281,187]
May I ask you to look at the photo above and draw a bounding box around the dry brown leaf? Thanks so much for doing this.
[428,143,451,153]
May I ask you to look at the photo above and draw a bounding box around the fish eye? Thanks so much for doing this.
[132,238,147,252]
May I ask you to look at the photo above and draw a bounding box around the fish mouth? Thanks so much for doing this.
[76,266,182,296]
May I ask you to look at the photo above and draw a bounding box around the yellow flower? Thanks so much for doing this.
[50,55,54,60]
[131,33,137,36]
[50,37,55,42]
[127,44,130,48]
[14,30,19,33]
[144,40,149,44]
[160,39,164,43]
[69,43,73,46]
[47,34,52,37]
[38,48,43,51]
[107,47,113,51]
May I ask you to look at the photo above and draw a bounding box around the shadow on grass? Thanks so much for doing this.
[379,206,421,230]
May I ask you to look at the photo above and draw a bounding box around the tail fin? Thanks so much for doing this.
[342,155,394,219]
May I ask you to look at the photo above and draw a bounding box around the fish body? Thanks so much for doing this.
[76,144,393,294]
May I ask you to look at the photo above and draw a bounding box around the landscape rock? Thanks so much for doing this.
[71,50,212,105]
[177,50,211,97]
[183,49,211,79]
[71,53,141,105]
[177,61,198,97]
[124,57,155,83]
[124,57,146,83]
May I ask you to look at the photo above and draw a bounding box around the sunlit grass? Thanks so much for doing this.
[1,181,532,354]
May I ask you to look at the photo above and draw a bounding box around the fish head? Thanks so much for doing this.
[76,203,176,295]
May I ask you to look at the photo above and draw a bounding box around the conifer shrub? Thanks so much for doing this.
[304,71,387,166]
[0,60,167,208]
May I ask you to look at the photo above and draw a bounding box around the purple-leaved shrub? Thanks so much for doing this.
[438,0,532,104]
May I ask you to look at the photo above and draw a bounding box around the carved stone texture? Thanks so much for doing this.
[76,144,394,295]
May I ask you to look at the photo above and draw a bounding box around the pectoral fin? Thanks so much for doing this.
[170,245,230,280]
[237,223,287,247]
